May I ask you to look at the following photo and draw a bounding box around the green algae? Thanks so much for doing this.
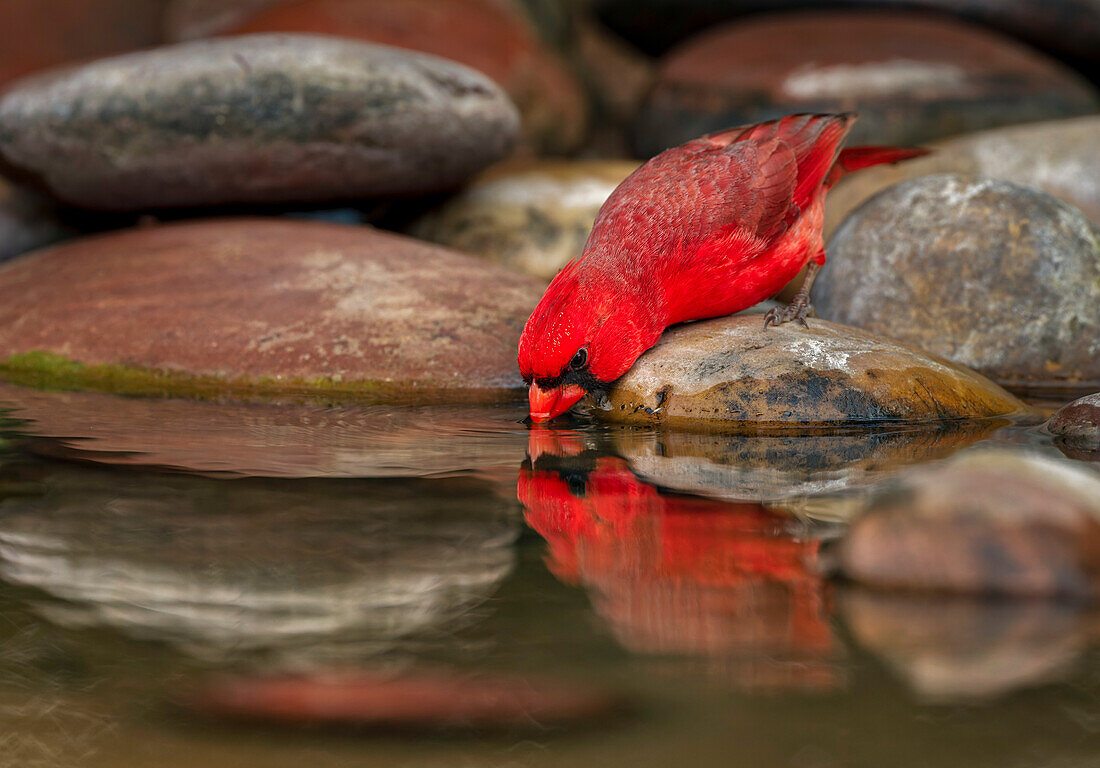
[0,351,519,405]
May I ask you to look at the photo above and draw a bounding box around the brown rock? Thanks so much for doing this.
[817,174,1100,397]
[588,315,1031,431]
[217,0,588,154]
[0,35,520,210]
[0,219,543,400]
[410,159,639,280]
[1048,392,1100,445]
[825,116,1100,239]
[835,450,1100,599]
[635,11,1099,156]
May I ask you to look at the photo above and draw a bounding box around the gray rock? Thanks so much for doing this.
[817,174,1100,397]
[0,34,520,210]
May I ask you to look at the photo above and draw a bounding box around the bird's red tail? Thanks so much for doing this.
[825,146,930,188]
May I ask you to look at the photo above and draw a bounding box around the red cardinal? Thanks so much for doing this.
[518,113,927,421]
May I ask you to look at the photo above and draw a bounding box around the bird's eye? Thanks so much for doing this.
[569,347,588,370]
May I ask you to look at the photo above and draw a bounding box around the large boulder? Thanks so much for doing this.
[0,219,542,400]
[0,34,520,210]
[817,174,1100,397]
[588,315,1031,431]
[634,11,1099,156]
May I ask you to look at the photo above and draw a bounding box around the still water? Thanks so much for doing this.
[0,385,1097,768]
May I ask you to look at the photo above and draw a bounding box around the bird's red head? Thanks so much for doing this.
[518,261,658,422]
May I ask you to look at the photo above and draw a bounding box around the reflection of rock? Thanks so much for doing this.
[842,589,1096,702]
[835,450,1100,598]
[609,422,1005,505]
[1047,393,1100,446]
[818,175,1100,397]
[0,35,519,209]
[409,160,638,281]
[0,219,542,399]
[634,11,1099,156]
[0,466,517,665]
[589,315,1031,430]
[518,454,838,690]
[0,384,527,480]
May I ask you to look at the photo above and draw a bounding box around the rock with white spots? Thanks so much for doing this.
[1047,392,1100,446]
[817,174,1100,397]
[588,315,1030,431]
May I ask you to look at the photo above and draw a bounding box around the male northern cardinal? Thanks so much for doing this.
[518,113,927,422]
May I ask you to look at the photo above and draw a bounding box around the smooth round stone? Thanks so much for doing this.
[409,160,639,280]
[635,11,1099,156]
[588,315,1030,431]
[0,182,73,264]
[835,450,1100,599]
[0,219,543,400]
[825,116,1100,238]
[0,34,520,210]
[216,0,587,154]
[1047,393,1100,445]
[817,174,1100,397]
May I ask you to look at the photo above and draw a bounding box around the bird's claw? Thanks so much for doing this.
[762,300,815,329]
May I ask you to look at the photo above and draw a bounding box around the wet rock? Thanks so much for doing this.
[635,11,1099,156]
[409,160,638,280]
[825,116,1100,238]
[817,174,1100,397]
[186,670,618,729]
[834,450,1100,599]
[0,182,74,264]
[216,0,587,155]
[0,219,542,400]
[588,315,1030,431]
[0,0,163,89]
[0,35,520,210]
[1047,393,1100,445]
[0,465,516,663]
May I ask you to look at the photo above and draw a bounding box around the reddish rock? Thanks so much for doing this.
[1048,393,1100,445]
[0,219,543,400]
[636,11,1099,156]
[217,0,588,154]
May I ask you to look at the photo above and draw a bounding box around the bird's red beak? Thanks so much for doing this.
[528,383,586,422]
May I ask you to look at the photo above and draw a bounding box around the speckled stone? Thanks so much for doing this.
[635,11,1099,156]
[588,315,1030,431]
[817,174,1100,397]
[410,160,639,280]
[0,34,520,210]
[1047,393,1100,445]
[825,116,1100,237]
[0,218,543,399]
[835,450,1100,599]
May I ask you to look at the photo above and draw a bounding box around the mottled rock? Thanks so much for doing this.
[0,219,543,400]
[1047,393,1100,445]
[817,175,1100,397]
[186,670,618,729]
[0,384,527,479]
[635,11,1099,156]
[825,117,1100,238]
[0,182,73,263]
[588,315,1030,431]
[410,160,638,280]
[835,450,1100,599]
[0,35,520,210]
[0,465,516,663]
[218,0,587,154]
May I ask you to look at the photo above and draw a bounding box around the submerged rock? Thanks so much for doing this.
[0,219,542,400]
[825,116,1100,237]
[216,0,587,154]
[0,35,519,210]
[635,11,1099,156]
[409,160,638,280]
[818,174,1100,397]
[589,315,1030,431]
[834,450,1100,599]
[1047,392,1100,445]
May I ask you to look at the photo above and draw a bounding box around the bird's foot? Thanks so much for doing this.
[763,298,815,329]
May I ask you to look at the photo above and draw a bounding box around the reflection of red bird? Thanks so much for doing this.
[518,457,834,669]
[518,113,928,421]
